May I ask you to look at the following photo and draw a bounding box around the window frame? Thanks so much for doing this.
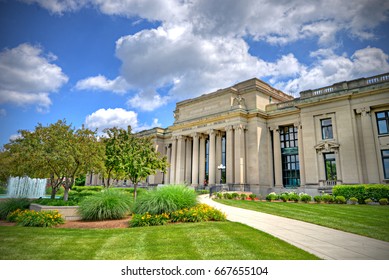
[321,118,333,140]
[376,110,389,135]
[382,150,389,179]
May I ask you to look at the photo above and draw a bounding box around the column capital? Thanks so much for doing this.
[177,135,187,140]
[356,106,371,116]
[208,129,216,136]
[226,125,234,132]
[269,126,279,132]
[165,144,172,149]
[233,124,246,131]
[191,132,200,139]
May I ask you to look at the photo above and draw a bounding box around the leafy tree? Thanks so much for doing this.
[3,120,104,200]
[102,126,167,199]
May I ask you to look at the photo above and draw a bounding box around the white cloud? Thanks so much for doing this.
[276,46,389,95]
[75,75,130,94]
[127,92,169,111]
[0,43,68,111]
[84,108,160,133]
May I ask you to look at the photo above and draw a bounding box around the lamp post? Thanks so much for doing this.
[217,164,226,184]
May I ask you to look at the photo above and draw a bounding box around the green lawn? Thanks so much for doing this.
[0,222,319,260]
[216,200,389,242]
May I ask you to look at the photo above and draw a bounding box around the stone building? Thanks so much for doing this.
[87,72,389,196]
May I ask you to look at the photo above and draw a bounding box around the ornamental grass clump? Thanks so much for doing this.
[133,185,197,215]
[78,189,132,221]
[0,198,31,220]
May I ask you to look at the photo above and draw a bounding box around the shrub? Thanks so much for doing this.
[266,192,278,201]
[280,193,289,202]
[348,197,358,205]
[133,185,197,215]
[112,187,147,197]
[231,193,239,200]
[379,198,388,205]
[9,209,64,227]
[216,192,223,199]
[72,186,103,192]
[240,193,247,200]
[0,198,31,220]
[333,184,389,204]
[335,196,346,204]
[288,193,299,202]
[78,189,132,220]
[129,204,226,227]
[32,198,77,206]
[249,194,257,200]
[300,194,312,203]
[313,196,322,203]
[322,194,334,203]
[365,198,373,204]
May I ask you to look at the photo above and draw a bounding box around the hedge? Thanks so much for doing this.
[332,185,389,203]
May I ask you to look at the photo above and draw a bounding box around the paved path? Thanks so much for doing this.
[198,195,389,260]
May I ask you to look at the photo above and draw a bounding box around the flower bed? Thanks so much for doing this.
[129,203,226,227]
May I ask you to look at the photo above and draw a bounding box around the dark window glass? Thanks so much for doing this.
[321,118,333,140]
[324,153,337,181]
[382,150,389,179]
[376,111,389,135]
[279,125,300,188]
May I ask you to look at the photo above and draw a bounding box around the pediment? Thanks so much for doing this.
[314,141,340,153]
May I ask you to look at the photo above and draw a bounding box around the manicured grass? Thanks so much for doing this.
[0,222,319,260]
[216,200,389,242]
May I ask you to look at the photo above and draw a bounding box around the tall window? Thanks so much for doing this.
[382,150,389,179]
[280,125,300,188]
[205,138,209,182]
[221,135,226,183]
[321,118,333,140]
[324,153,337,181]
[376,111,389,135]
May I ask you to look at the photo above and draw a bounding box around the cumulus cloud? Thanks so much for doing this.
[75,75,130,94]
[0,43,68,111]
[126,92,169,111]
[276,47,389,95]
[31,0,388,108]
[84,108,161,133]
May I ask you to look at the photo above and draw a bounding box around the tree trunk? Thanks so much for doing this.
[134,182,138,200]
[63,188,69,201]
[50,187,57,199]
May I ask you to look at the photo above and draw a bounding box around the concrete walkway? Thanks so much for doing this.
[198,195,389,260]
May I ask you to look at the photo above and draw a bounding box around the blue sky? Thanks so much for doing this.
[1,0,389,147]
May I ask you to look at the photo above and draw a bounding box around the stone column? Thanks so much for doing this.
[234,124,246,184]
[199,134,206,185]
[226,125,234,184]
[297,123,305,187]
[318,151,325,187]
[185,137,192,184]
[335,151,342,183]
[272,127,283,187]
[216,131,222,183]
[170,137,177,184]
[208,129,216,185]
[176,135,186,184]
[356,107,380,183]
[191,133,199,186]
[165,144,171,184]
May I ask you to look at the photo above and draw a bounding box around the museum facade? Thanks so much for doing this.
[87,72,389,196]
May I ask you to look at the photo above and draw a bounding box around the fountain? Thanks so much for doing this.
[6,176,47,198]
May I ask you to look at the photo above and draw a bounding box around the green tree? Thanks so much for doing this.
[102,126,167,199]
[3,120,104,200]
